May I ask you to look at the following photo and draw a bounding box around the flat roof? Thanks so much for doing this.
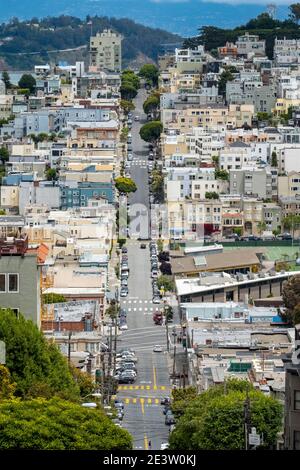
[43,287,104,295]
[176,269,300,297]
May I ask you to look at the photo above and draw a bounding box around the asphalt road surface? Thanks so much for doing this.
[117,89,171,450]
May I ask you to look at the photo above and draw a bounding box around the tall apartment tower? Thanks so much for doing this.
[90,29,122,73]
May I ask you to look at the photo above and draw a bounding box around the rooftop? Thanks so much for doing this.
[171,248,264,275]
[176,269,300,297]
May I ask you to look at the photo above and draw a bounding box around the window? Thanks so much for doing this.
[8,274,18,293]
[294,390,300,410]
[294,431,300,450]
[0,274,5,292]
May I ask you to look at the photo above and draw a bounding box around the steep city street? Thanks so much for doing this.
[117,89,171,450]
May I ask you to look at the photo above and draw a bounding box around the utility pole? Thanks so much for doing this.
[108,323,113,371]
[101,352,105,405]
[166,320,169,352]
[113,316,118,375]
[172,345,176,377]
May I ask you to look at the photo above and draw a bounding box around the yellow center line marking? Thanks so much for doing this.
[153,365,157,389]
[144,435,148,450]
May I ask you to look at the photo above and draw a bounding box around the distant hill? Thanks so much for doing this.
[0,0,290,37]
[0,15,182,70]
[184,13,300,59]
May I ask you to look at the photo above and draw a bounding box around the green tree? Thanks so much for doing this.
[212,155,219,167]
[171,386,198,418]
[0,397,132,449]
[42,293,66,304]
[215,169,229,180]
[151,168,164,201]
[289,3,300,23]
[120,99,135,115]
[115,176,137,194]
[45,168,58,181]
[139,64,159,87]
[271,151,277,167]
[122,70,140,89]
[120,83,138,100]
[143,95,160,116]
[281,275,300,325]
[282,214,300,237]
[257,112,270,122]
[257,221,266,235]
[18,74,36,94]
[105,300,119,319]
[0,146,9,164]
[169,379,282,450]
[156,275,175,293]
[140,121,163,143]
[69,364,97,398]
[218,67,236,96]
[2,71,11,90]
[0,309,80,400]
[205,191,219,200]
[233,227,242,236]
[0,365,16,399]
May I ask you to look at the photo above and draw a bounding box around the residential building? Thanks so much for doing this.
[0,234,43,325]
[90,29,122,72]
[236,33,266,57]
[283,324,300,450]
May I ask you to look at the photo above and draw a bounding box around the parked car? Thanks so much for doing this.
[134,115,139,121]
[160,443,169,450]
[119,309,127,318]
[117,362,137,372]
[118,375,135,384]
[119,324,128,330]
[114,400,124,409]
[127,153,133,161]
[153,296,161,304]
[153,345,163,352]
[160,397,171,405]
[165,413,176,425]
[120,287,129,297]
[140,243,147,249]
[121,247,127,253]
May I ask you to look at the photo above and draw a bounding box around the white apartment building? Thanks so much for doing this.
[219,142,252,171]
[90,29,122,72]
[192,179,228,200]
[274,38,300,66]
[236,33,265,57]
